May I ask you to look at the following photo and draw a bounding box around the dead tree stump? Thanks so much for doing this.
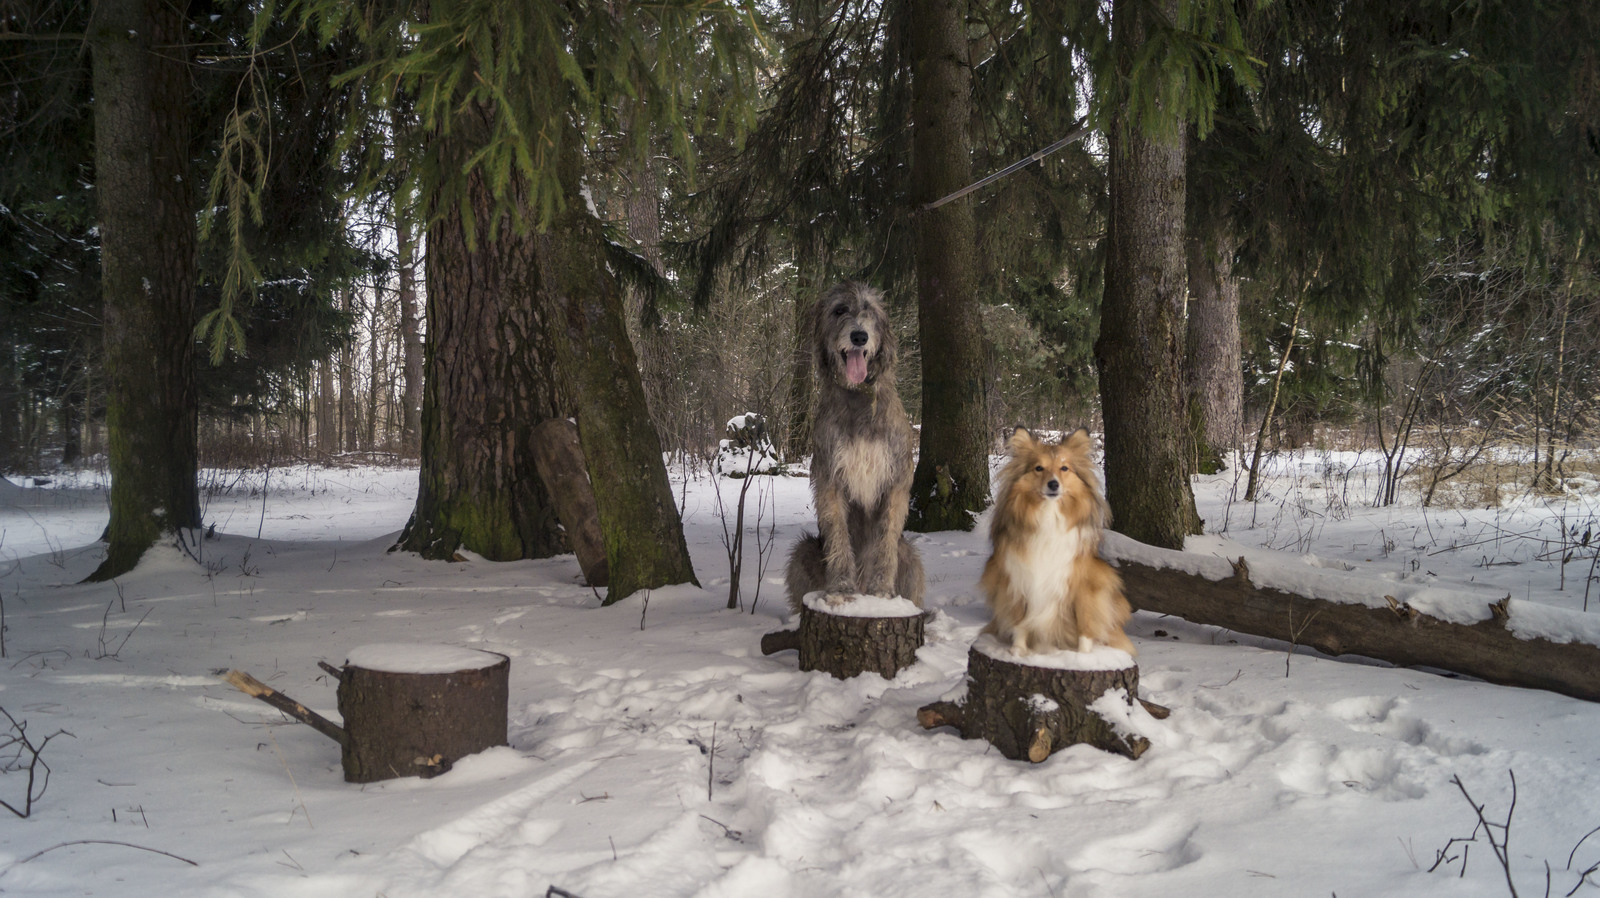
[918,634,1151,761]
[334,644,510,783]
[761,594,924,680]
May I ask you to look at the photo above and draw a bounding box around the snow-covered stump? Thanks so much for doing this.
[918,634,1151,762]
[333,644,510,783]
[761,594,924,680]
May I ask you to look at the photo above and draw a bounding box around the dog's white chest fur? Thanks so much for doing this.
[831,437,898,505]
[1004,503,1086,620]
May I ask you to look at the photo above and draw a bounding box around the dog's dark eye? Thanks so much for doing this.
[1034,465,1044,472]
[832,305,849,317]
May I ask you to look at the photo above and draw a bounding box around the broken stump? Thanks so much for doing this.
[917,634,1152,761]
[223,644,511,784]
[334,644,510,783]
[761,593,924,679]
[530,418,608,587]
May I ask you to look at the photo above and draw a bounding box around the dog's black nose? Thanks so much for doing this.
[850,330,868,347]
[1047,480,1060,491]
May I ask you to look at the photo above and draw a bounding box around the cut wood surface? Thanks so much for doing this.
[1103,535,1600,703]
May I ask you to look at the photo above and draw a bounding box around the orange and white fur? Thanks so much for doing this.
[980,427,1135,656]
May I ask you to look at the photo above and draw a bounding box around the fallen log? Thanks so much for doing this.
[1102,533,1600,703]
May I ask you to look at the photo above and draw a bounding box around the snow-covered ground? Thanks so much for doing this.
[2,451,1599,897]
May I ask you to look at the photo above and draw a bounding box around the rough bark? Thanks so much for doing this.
[317,357,335,455]
[397,216,422,455]
[782,266,818,464]
[334,651,509,783]
[761,601,924,680]
[536,122,697,602]
[918,639,1149,761]
[86,0,199,580]
[906,0,990,533]
[339,285,356,452]
[396,109,568,562]
[1105,538,1600,703]
[1094,0,1201,549]
[529,418,608,587]
[1184,224,1242,474]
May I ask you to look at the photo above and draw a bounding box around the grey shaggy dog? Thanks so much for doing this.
[785,282,926,610]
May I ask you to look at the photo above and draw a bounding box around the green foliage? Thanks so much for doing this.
[271,0,760,243]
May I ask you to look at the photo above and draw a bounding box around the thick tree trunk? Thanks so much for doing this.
[536,125,697,602]
[0,338,18,472]
[396,111,568,562]
[906,0,990,533]
[397,216,422,455]
[1184,224,1242,474]
[782,265,818,464]
[86,0,199,580]
[1095,0,1201,549]
[317,357,335,456]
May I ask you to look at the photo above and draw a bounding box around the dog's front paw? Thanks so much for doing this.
[824,592,854,607]
[1077,635,1096,653]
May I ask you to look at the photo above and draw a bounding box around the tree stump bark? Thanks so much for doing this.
[334,644,510,783]
[761,594,924,680]
[530,418,608,587]
[918,634,1150,761]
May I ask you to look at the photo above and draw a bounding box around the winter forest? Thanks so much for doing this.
[4,1,1600,896]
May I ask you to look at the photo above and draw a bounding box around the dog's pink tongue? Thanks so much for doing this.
[846,349,868,385]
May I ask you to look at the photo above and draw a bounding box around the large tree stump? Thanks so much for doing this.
[918,634,1151,761]
[530,418,608,587]
[761,594,924,679]
[334,644,510,783]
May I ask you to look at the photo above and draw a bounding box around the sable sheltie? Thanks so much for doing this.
[980,427,1135,656]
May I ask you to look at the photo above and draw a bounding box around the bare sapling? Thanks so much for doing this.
[1246,257,1320,502]
[1,706,73,818]
[712,414,776,611]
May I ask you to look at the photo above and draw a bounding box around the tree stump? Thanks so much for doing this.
[917,634,1152,761]
[761,593,924,679]
[334,644,510,783]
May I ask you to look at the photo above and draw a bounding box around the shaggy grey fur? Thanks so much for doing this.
[785,282,926,609]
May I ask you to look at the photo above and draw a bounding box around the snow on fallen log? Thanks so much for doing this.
[1102,531,1600,703]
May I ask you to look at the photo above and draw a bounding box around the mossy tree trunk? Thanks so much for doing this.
[86,0,199,581]
[1094,0,1202,550]
[536,125,697,602]
[1184,222,1242,475]
[396,108,568,562]
[906,0,990,533]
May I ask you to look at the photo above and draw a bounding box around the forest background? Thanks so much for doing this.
[3,0,1599,595]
